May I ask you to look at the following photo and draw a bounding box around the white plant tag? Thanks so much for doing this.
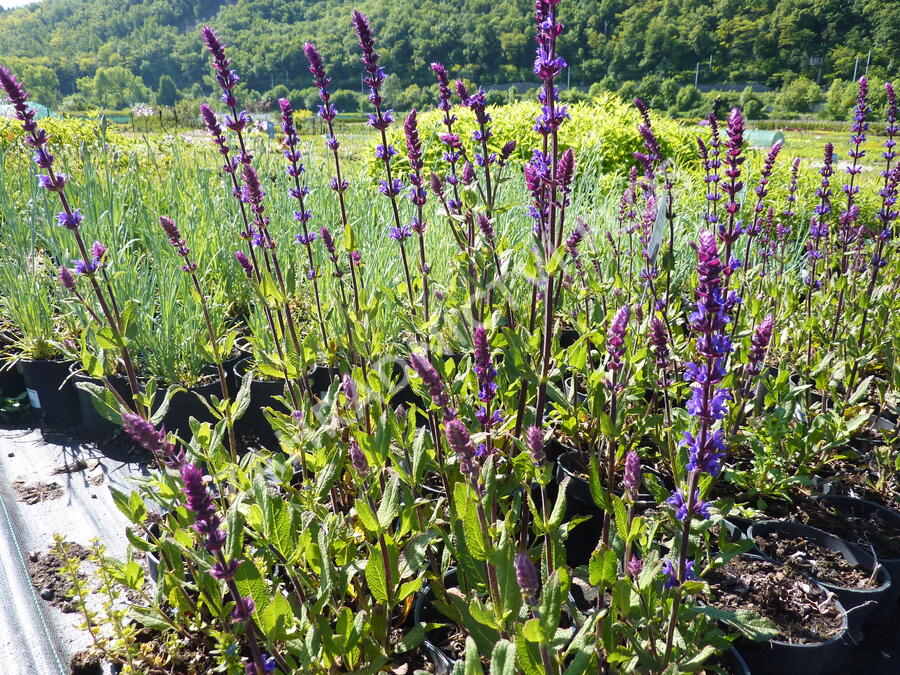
[647,192,667,265]
[26,388,41,409]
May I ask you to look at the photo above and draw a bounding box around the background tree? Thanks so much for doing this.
[156,74,178,107]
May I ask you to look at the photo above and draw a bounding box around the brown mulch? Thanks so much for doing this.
[13,480,63,504]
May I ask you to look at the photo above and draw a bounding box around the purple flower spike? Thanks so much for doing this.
[628,556,643,577]
[526,425,545,467]
[682,429,726,477]
[747,315,774,378]
[444,418,478,478]
[515,552,540,606]
[235,250,254,279]
[408,352,453,417]
[649,317,670,372]
[667,489,710,521]
[181,462,225,552]
[58,266,76,291]
[623,451,641,494]
[662,558,696,589]
[231,596,255,623]
[349,439,369,476]
[606,305,631,386]
[342,374,358,408]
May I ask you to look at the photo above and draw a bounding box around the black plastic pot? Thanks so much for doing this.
[233,357,285,442]
[735,605,849,675]
[16,358,80,424]
[309,364,339,398]
[709,555,851,675]
[0,365,25,399]
[68,363,133,433]
[413,569,459,675]
[158,376,224,439]
[818,495,900,623]
[555,448,663,566]
[748,520,892,640]
[715,647,751,675]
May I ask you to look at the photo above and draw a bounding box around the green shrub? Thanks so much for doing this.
[776,76,822,114]
[368,95,697,181]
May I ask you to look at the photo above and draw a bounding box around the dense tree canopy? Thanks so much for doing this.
[0,0,896,108]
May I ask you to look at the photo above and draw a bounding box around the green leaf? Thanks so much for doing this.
[538,570,563,641]
[377,473,401,530]
[522,617,544,643]
[128,605,171,632]
[257,593,292,641]
[454,482,486,561]
[464,636,484,675]
[589,546,618,588]
[356,497,380,534]
[490,639,516,675]
[365,543,397,605]
[692,605,779,641]
[612,495,629,542]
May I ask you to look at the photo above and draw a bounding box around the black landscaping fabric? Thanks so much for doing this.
[0,422,148,674]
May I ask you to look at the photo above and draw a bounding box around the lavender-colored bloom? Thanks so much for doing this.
[682,429,726,477]
[515,552,540,606]
[200,26,241,108]
[431,62,453,113]
[349,439,369,475]
[649,317,669,372]
[606,304,631,377]
[627,556,643,577]
[181,462,225,552]
[685,385,731,424]
[445,418,478,478]
[404,109,424,171]
[58,266,76,291]
[719,108,746,249]
[747,315,774,378]
[408,352,453,417]
[246,656,277,675]
[342,374,358,407]
[56,209,83,230]
[667,489,710,521]
[211,557,241,581]
[231,596,255,623]
[633,98,662,177]
[235,250,254,279]
[623,451,641,494]
[662,558,696,589]
[477,213,495,245]
[473,327,497,403]
[0,66,37,132]
[526,425,545,467]
[121,413,184,467]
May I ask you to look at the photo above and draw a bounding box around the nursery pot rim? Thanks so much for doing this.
[709,552,850,649]
[815,494,900,563]
[747,519,892,595]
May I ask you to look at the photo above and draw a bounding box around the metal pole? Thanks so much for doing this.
[852,55,859,82]
[694,62,699,88]
[865,50,871,78]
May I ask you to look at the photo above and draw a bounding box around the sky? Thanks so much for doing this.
[0,0,42,8]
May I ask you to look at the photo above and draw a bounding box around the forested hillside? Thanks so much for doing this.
[0,0,897,109]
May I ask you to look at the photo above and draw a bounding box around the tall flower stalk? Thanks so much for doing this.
[201,26,315,415]
[830,77,869,341]
[663,231,736,661]
[849,81,898,392]
[303,42,363,316]
[279,98,328,346]
[805,143,834,366]
[352,11,417,318]
[158,216,237,458]
[530,0,571,428]
[0,66,144,416]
